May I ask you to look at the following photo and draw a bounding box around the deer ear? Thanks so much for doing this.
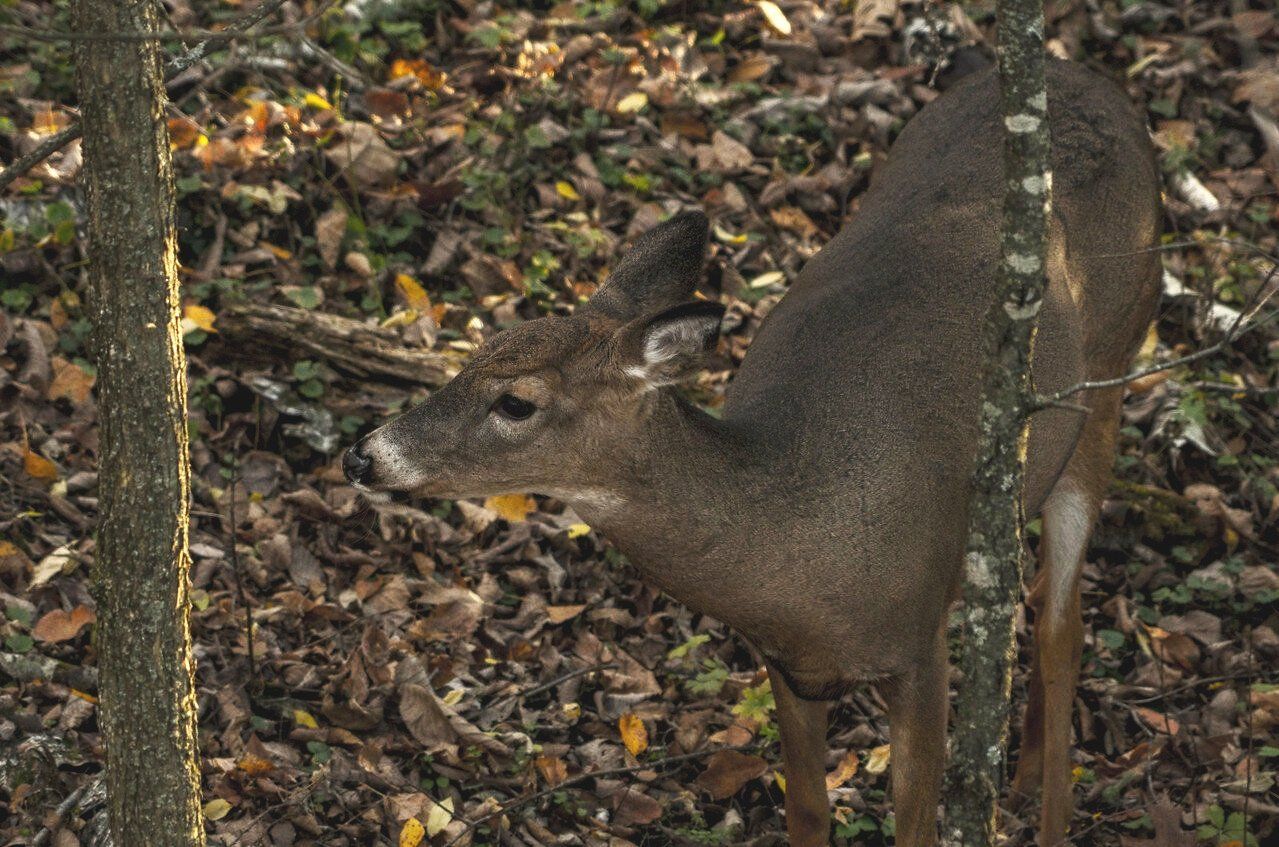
[585,211,708,321]
[617,301,725,389]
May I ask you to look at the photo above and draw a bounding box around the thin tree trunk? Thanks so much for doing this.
[72,0,206,842]
[943,0,1051,844]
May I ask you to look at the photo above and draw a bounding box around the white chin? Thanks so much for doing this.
[360,490,394,504]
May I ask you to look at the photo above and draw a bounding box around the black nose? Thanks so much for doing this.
[343,443,373,485]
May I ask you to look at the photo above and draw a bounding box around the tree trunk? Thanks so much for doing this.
[943,0,1051,844]
[72,0,206,843]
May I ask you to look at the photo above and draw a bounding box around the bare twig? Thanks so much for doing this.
[440,743,760,847]
[0,0,294,191]
[485,662,618,712]
[1033,265,1279,411]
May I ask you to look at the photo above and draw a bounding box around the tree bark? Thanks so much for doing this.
[72,0,206,843]
[943,0,1051,844]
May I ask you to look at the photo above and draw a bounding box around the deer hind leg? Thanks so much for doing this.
[767,664,831,847]
[1013,388,1122,846]
[879,625,948,847]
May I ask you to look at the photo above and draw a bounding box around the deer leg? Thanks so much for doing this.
[1015,386,1121,845]
[879,628,948,847]
[766,664,831,847]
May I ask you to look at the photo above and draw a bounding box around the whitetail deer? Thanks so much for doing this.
[345,60,1161,846]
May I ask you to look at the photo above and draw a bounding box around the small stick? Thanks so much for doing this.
[440,743,760,847]
[485,662,618,712]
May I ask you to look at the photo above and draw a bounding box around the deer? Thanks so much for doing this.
[344,59,1161,847]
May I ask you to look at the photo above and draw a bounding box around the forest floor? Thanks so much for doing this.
[3,1,1279,845]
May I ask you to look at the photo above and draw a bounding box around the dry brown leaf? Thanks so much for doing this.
[711,130,754,172]
[852,0,898,41]
[315,207,348,270]
[1133,706,1181,736]
[618,712,648,757]
[48,356,94,405]
[729,55,775,84]
[32,605,95,643]
[325,121,400,185]
[1147,626,1200,671]
[613,789,662,826]
[399,683,510,755]
[695,750,768,799]
[546,604,587,624]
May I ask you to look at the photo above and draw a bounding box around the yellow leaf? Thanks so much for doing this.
[865,743,891,775]
[484,493,534,523]
[567,523,591,538]
[395,273,432,311]
[203,798,232,821]
[774,769,786,793]
[756,1,792,35]
[293,708,319,729]
[442,688,464,706]
[615,91,648,114]
[399,817,426,847]
[825,750,860,789]
[24,449,57,481]
[183,304,218,333]
[425,797,454,837]
[618,712,648,757]
[304,92,333,111]
[555,180,581,201]
[380,309,420,328]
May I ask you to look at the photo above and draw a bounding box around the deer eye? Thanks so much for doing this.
[493,393,536,421]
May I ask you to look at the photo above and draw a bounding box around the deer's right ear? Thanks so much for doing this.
[616,300,725,389]
[584,211,708,321]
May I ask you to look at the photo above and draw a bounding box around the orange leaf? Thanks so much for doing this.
[32,605,95,643]
[24,448,58,481]
[389,59,447,89]
[534,755,567,786]
[825,749,860,790]
[236,754,275,776]
[168,117,202,150]
[183,304,218,334]
[484,493,534,523]
[618,712,648,757]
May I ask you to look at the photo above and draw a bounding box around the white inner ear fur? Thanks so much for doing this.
[624,316,716,386]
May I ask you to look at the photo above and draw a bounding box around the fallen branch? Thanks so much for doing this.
[219,301,459,387]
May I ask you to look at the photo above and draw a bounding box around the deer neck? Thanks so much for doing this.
[561,390,770,612]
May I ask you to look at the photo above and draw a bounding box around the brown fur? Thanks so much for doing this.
[349,60,1161,846]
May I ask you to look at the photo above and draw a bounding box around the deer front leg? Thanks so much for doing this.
[879,628,948,847]
[766,663,831,847]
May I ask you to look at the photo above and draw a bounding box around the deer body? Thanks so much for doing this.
[348,60,1161,846]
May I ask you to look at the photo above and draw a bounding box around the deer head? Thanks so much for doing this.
[343,211,723,502]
